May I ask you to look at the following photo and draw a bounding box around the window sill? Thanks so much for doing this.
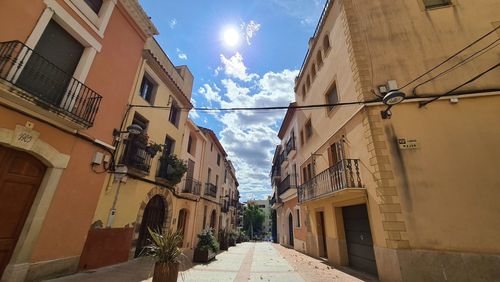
[424,4,453,11]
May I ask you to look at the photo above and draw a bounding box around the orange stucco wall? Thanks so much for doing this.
[282,197,306,242]
[0,0,147,264]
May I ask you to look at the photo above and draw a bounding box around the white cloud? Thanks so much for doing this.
[176,48,188,60]
[189,98,200,120]
[220,52,259,82]
[241,20,261,45]
[198,84,222,105]
[216,70,299,200]
[169,18,177,29]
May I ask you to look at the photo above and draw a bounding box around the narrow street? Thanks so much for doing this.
[48,242,376,282]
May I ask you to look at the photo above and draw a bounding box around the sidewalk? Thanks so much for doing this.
[47,242,375,282]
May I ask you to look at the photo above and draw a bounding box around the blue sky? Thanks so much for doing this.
[139,0,326,201]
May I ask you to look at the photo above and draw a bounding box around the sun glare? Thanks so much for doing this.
[222,27,240,48]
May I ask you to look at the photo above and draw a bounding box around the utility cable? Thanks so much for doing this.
[419,62,500,107]
[412,38,500,96]
[398,25,500,91]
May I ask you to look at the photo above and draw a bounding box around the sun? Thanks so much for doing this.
[222,27,241,48]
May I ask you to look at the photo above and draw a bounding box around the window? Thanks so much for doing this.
[305,120,313,140]
[326,83,339,112]
[132,112,149,133]
[316,50,323,67]
[306,75,311,90]
[323,35,331,51]
[423,0,452,9]
[311,63,316,79]
[203,205,207,228]
[210,142,213,151]
[84,0,103,14]
[216,175,219,187]
[224,169,227,184]
[187,134,196,155]
[139,74,156,104]
[217,153,221,166]
[302,84,307,97]
[164,136,175,156]
[295,209,301,228]
[207,168,212,183]
[300,130,305,145]
[169,101,180,127]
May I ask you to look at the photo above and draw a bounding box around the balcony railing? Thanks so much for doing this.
[278,174,296,195]
[121,136,152,174]
[182,177,201,195]
[298,159,363,203]
[221,200,229,213]
[204,183,217,198]
[230,199,238,207]
[0,40,102,127]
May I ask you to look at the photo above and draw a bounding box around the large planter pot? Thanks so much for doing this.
[193,249,216,263]
[153,262,179,282]
[220,240,228,251]
[228,238,236,247]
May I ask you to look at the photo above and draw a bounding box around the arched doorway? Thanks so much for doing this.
[0,146,46,276]
[288,213,294,247]
[209,209,217,229]
[176,209,188,247]
[135,195,165,257]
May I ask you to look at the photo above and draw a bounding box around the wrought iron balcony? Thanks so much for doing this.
[121,135,152,174]
[182,177,201,195]
[0,40,102,127]
[204,183,217,198]
[278,174,296,195]
[230,198,239,207]
[298,159,363,203]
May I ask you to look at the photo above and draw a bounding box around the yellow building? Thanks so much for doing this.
[87,37,196,267]
[289,0,500,281]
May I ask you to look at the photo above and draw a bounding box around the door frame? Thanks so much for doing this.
[0,126,70,281]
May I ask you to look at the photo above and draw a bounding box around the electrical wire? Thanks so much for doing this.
[398,25,500,91]
[419,62,500,107]
[412,38,500,96]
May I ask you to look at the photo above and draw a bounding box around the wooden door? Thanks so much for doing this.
[316,211,328,258]
[342,204,378,276]
[134,195,165,257]
[0,146,46,277]
[288,213,294,247]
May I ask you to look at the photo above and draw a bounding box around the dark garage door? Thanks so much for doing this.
[342,204,378,276]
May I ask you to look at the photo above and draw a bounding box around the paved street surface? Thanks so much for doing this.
[48,242,376,282]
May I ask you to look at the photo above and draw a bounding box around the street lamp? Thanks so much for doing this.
[381,90,405,119]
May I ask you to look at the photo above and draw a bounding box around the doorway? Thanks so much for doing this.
[316,211,328,258]
[0,146,46,277]
[135,195,165,257]
[288,213,294,247]
[342,204,378,276]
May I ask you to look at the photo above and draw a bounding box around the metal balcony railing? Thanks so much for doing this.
[298,159,363,203]
[278,174,296,195]
[204,183,217,198]
[0,40,102,127]
[121,136,152,174]
[221,200,229,213]
[230,199,238,207]
[182,177,201,195]
[285,137,296,156]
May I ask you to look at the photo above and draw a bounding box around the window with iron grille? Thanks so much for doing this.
[423,0,452,9]
[84,0,103,14]
[326,83,339,112]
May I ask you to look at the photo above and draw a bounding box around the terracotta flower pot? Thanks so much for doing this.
[153,262,179,282]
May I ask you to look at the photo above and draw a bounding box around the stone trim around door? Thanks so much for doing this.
[0,125,70,282]
[130,186,173,258]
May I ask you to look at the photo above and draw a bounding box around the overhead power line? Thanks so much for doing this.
[412,38,500,96]
[399,25,500,91]
[419,62,500,107]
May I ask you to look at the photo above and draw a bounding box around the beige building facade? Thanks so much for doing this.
[283,0,500,281]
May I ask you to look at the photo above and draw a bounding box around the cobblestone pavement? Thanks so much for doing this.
[47,242,377,282]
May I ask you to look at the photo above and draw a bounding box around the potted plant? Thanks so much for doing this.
[162,154,188,186]
[147,142,163,157]
[228,230,237,246]
[219,229,229,251]
[143,228,184,282]
[193,228,219,263]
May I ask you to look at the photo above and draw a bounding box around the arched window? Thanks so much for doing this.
[311,63,317,79]
[317,50,323,67]
[209,209,217,229]
[323,35,331,52]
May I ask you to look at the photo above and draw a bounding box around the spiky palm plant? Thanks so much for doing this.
[144,227,184,263]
